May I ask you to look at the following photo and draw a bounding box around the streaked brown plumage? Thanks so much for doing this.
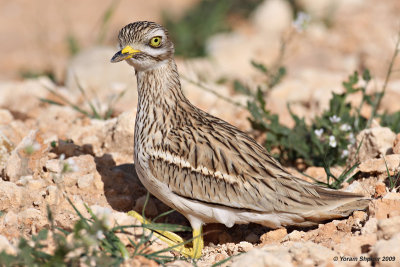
[111,21,369,258]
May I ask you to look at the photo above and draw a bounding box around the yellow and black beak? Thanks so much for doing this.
[110,46,141,63]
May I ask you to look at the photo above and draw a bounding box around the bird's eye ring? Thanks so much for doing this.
[149,36,162,47]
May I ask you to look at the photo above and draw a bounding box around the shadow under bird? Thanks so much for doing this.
[110,21,370,259]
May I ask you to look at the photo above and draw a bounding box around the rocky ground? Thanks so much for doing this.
[1,0,400,266]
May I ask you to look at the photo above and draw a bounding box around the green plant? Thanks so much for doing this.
[96,0,121,45]
[0,197,194,266]
[0,153,194,266]
[234,28,400,170]
[39,75,126,120]
[380,111,400,133]
[163,0,263,57]
[66,34,80,56]
[383,156,400,192]
[19,70,57,83]
[368,30,400,128]
[235,66,372,168]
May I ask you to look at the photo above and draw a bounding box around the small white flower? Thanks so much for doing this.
[314,128,324,137]
[358,78,367,88]
[349,133,356,144]
[24,142,41,155]
[329,115,341,124]
[32,142,41,151]
[96,230,105,240]
[94,207,113,229]
[341,149,349,158]
[293,12,311,33]
[329,135,337,148]
[340,123,352,131]
[59,153,66,161]
[67,158,79,172]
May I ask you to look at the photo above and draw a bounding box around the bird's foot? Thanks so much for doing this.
[127,210,203,259]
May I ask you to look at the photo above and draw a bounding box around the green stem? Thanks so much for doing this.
[181,76,245,108]
[367,30,400,127]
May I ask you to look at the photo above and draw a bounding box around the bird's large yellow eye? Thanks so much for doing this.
[149,36,162,47]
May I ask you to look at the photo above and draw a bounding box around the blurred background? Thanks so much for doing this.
[1,0,399,82]
[1,2,400,262]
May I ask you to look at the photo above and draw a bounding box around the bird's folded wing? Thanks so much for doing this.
[147,111,365,213]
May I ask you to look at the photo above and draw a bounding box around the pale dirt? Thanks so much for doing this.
[1,0,400,266]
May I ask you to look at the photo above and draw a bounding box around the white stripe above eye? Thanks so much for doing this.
[149,149,238,184]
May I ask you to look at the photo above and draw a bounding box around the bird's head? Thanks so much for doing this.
[111,21,174,71]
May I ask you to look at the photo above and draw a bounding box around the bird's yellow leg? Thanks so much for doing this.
[127,210,184,243]
[127,211,204,258]
[191,227,204,259]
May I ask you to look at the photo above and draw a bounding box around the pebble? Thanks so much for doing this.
[377,216,400,240]
[134,195,159,218]
[45,159,61,173]
[77,173,94,188]
[260,228,287,245]
[393,133,400,154]
[45,185,60,205]
[0,109,13,124]
[0,234,16,255]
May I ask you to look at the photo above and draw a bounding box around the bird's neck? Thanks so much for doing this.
[135,59,187,110]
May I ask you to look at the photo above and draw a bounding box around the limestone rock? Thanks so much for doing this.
[45,185,61,206]
[374,182,387,198]
[5,130,48,182]
[369,197,400,219]
[0,130,13,174]
[165,260,192,267]
[361,218,378,235]
[18,208,45,228]
[349,127,396,165]
[0,109,13,125]
[237,241,254,252]
[289,241,338,265]
[61,154,99,187]
[383,192,400,200]
[102,111,135,157]
[70,111,136,160]
[26,178,47,191]
[77,173,94,189]
[260,228,287,245]
[343,180,369,195]
[126,255,159,267]
[45,159,62,173]
[370,233,400,267]
[393,133,400,154]
[304,166,344,183]
[377,216,400,240]
[358,154,400,174]
[36,105,81,141]
[3,211,18,228]
[0,234,17,255]
[251,0,292,36]
[0,180,23,211]
[0,77,50,114]
[231,246,292,267]
[285,230,305,242]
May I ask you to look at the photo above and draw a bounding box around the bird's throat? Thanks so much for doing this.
[135,59,187,110]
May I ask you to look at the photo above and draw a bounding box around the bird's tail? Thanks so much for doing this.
[300,186,370,223]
